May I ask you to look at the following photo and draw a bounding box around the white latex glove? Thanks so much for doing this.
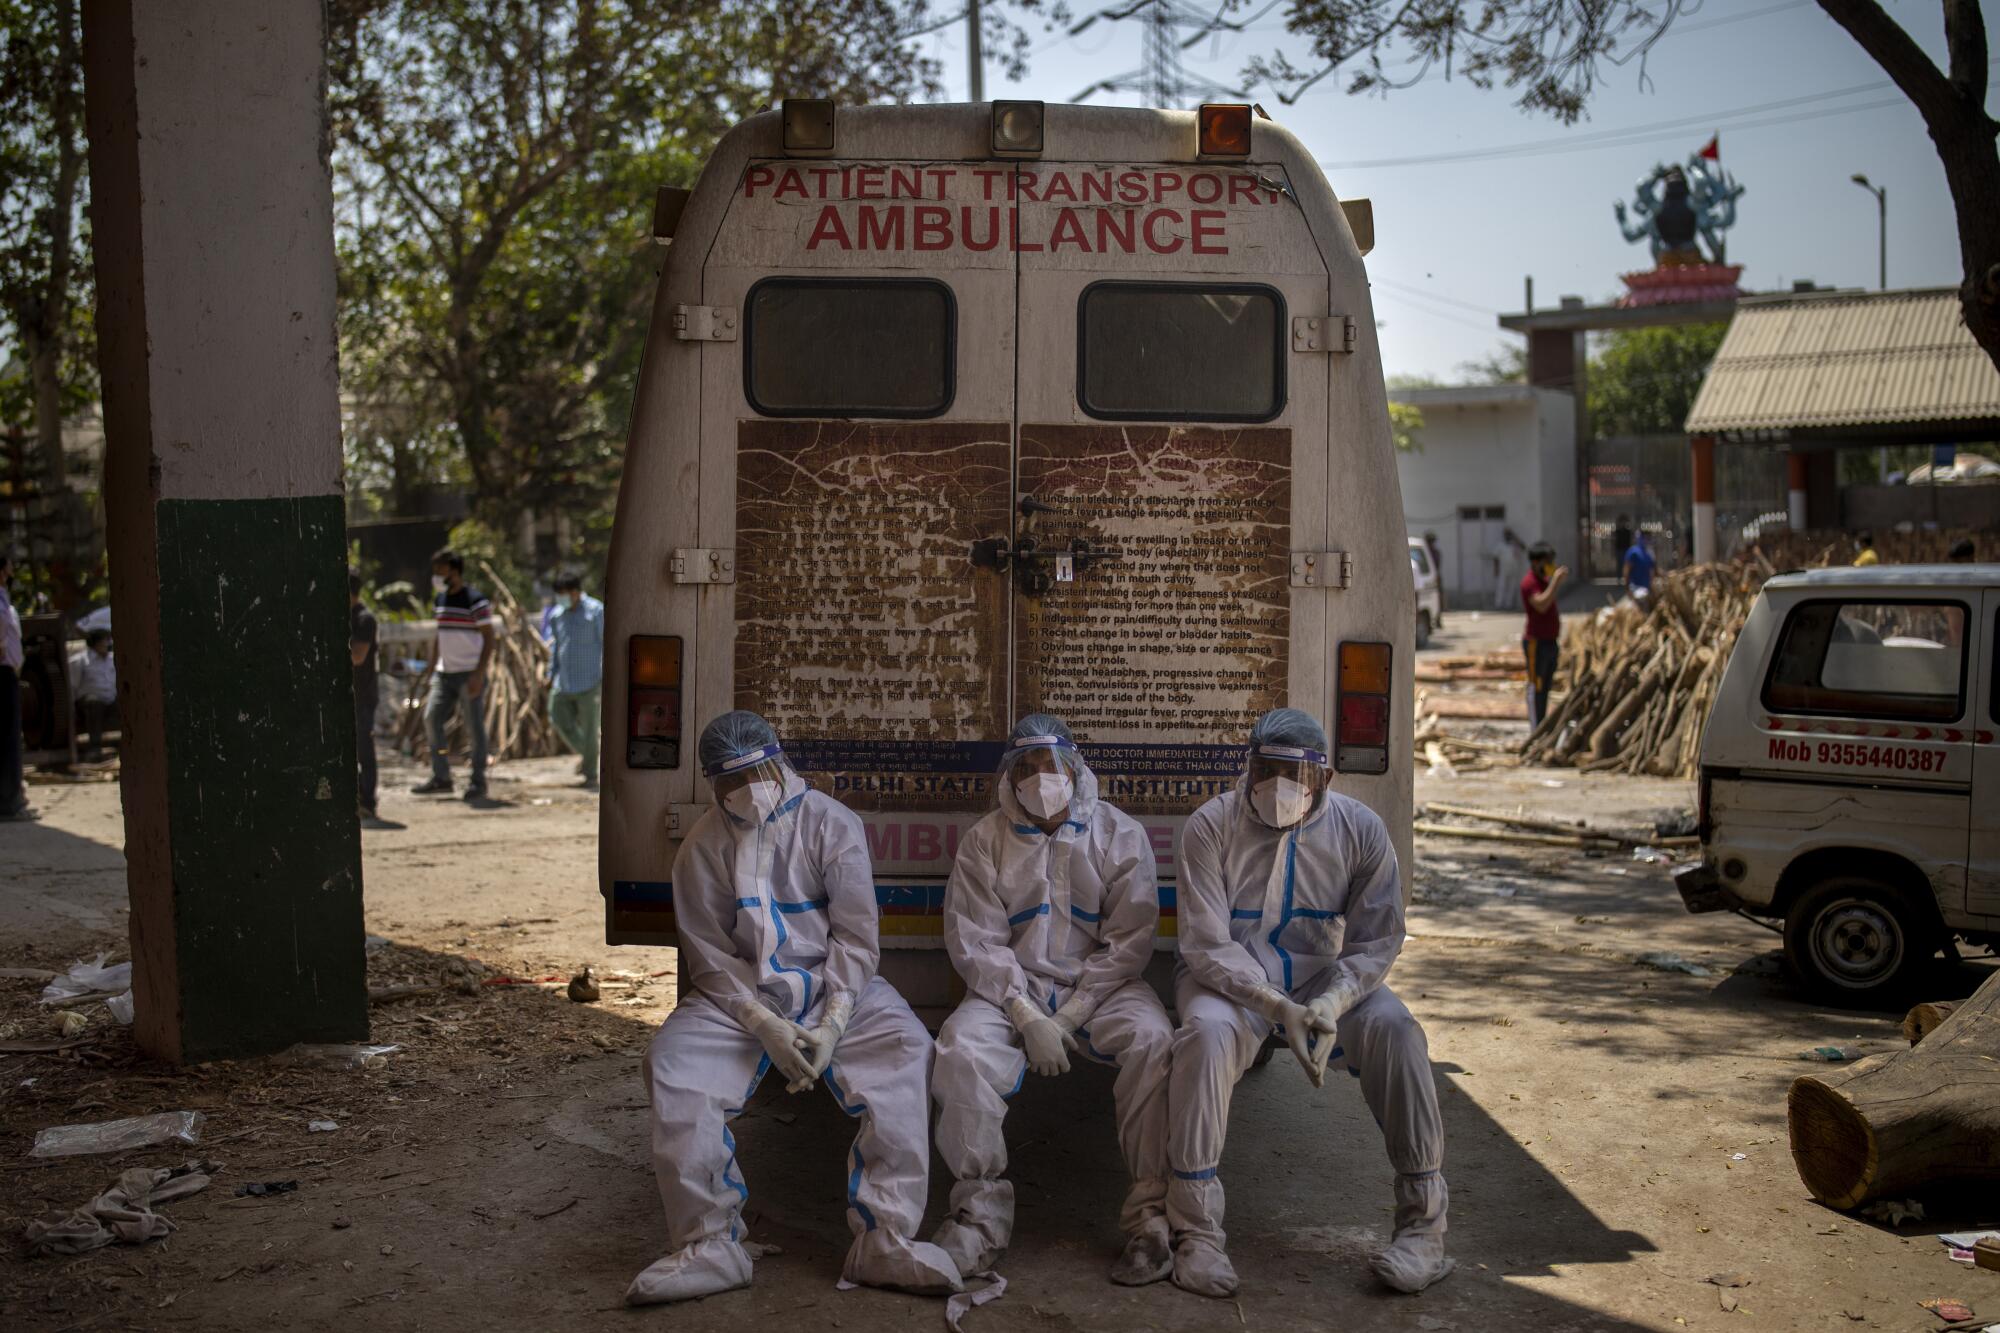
[789,990,854,1092]
[735,998,816,1091]
[1051,995,1093,1051]
[1007,995,1071,1077]
[1305,980,1360,1084]
[1253,986,1337,1088]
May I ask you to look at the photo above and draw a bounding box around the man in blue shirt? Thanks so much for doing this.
[545,569,605,787]
[1621,530,1656,600]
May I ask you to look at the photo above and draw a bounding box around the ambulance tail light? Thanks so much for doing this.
[626,635,684,770]
[992,100,1044,156]
[1334,640,1392,774]
[781,98,836,155]
[1197,103,1252,157]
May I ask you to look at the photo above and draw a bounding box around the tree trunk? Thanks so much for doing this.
[1901,999,1959,1045]
[1787,968,2000,1208]
[1817,0,2000,372]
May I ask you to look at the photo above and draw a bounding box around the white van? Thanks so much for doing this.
[599,101,1414,1012]
[1676,565,1999,1002]
[1408,537,1442,648]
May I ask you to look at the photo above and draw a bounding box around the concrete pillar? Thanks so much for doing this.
[1691,434,1717,565]
[1787,449,1809,532]
[83,0,366,1062]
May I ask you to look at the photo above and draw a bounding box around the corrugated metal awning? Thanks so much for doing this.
[1684,287,2000,434]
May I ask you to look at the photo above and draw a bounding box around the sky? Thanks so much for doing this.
[918,0,1989,382]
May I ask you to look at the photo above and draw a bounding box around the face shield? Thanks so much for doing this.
[997,732,1084,822]
[1244,742,1329,829]
[705,741,796,826]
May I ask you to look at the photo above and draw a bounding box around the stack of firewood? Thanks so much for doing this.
[1520,563,1762,779]
[1749,528,1997,570]
[394,561,564,763]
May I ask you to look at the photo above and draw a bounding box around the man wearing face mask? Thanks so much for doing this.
[929,715,1174,1286]
[1167,708,1449,1299]
[629,711,963,1305]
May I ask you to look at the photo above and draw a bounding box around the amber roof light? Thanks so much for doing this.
[1198,103,1252,157]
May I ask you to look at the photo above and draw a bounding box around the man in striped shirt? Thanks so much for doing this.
[412,547,494,800]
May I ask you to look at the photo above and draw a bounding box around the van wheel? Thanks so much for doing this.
[1414,610,1432,650]
[1782,877,1937,1006]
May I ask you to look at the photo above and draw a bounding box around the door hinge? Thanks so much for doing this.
[670,548,736,584]
[674,304,738,341]
[666,804,709,837]
[1292,315,1357,354]
[1291,551,1353,588]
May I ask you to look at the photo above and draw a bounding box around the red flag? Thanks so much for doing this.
[1699,134,1719,160]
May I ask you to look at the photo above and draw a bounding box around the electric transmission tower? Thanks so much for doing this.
[1069,0,1247,109]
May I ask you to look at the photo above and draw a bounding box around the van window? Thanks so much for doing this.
[1762,599,1968,722]
[1078,282,1283,421]
[745,278,954,418]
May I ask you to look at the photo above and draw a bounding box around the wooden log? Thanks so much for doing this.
[1787,969,2000,1208]
[1900,1000,1959,1047]
[1411,820,1619,850]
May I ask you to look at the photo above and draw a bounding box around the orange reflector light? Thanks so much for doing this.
[1338,641,1392,695]
[1334,639,1392,775]
[781,98,835,154]
[627,635,684,770]
[630,635,682,686]
[1198,103,1252,156]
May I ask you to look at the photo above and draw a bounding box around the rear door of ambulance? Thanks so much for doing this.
[1009,160,1332,943]
[677,157,1021,966]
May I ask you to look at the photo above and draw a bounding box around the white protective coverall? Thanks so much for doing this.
[930,732,1174,1282]
[629,728,962,1304]
[1170,778,1450,1296]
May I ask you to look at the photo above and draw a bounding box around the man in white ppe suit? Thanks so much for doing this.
[628,711,964,1305]
[929,715,1174,1285]
[1168,708,1450,1299]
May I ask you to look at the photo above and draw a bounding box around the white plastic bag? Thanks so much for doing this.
[40,954,132,1005]
[30,1111,205,1159]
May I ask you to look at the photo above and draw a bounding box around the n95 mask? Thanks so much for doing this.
[1251,777,1313,829]
[1016,772,1074,821]
[724,780,783,824]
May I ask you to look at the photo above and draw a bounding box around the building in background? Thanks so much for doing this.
[1392,384,1576,607]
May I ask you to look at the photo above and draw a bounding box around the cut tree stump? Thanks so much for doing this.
[1787,969,2000,1209]
[1900,1000,1959,1046]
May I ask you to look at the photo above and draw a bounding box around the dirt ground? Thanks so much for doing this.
[4,611,1996,1331]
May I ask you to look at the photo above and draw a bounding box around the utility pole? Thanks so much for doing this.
[967,0,983,101]
[1851,173,1886,290]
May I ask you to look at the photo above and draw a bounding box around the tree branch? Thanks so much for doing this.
[1942,0,1990,111]
[1814,0,1963,130]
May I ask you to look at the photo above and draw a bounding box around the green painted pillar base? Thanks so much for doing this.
[154,496,367,1061]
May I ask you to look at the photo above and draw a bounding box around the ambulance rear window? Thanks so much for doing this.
[1762,599,1968,722]
[1078,282,1283,422]
[745,278,954,418]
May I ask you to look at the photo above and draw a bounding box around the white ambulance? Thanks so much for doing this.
[600,101,1413,1013]
[1676,565,1999,1002]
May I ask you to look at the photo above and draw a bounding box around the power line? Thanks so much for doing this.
[1373,277,1499,318]
[1317,70,1946,170]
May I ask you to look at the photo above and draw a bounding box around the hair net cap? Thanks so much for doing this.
[1009,714,1075,747]
[698,710,781,777]
[1249,707,1328,753]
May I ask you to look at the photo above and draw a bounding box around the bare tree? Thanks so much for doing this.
[1257,1,2000,371]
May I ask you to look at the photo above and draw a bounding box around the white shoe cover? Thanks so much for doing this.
[1370,1234,1455,1293]
[931,1217,1000,1278]
[844,1230,965,1295]
[1370,1171,1453,1293]
[1109,1218,1174,1286]
[1170,1236,1239,1298]
[625,1236,754,1305]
